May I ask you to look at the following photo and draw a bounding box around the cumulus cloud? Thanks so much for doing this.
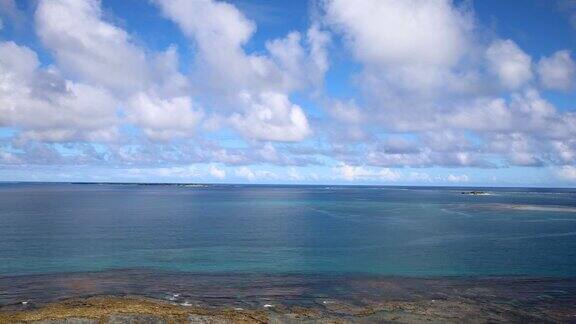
[446,174,469,183]
[235,167,256,181]
[336,163,401,182]
[287,167,303,181]
[321,3,571,137]
[127,92,202,141]
[235,166,277,181]
[484,133,543,167]
[155,0,329,141]
[34,0,202,141]
[0,41,119,142]
[407,172,432,182]
[557,165,576,182]
[365,131,495,169]
[354,86,576,169]
[319,0,569,173]
[35,0,148,94]
[486,39,533,90]
[0,0,575,185]
[552,140,576,164]
[208,165,226,179]
[127,165,200,180]
[537,50,576,90]
[324,0,470,68]
[319,0,575,172]
[323,0,478,100]
[157,0,328,94]
[445,89,575,138]
[231,92,311,142]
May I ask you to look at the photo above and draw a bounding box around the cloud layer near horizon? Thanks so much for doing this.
[0,0,575,185]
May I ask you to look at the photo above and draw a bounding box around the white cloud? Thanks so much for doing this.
[552,141,576,164]
[537,50,576,90]
[127,92,202,141]
[323,0,477,99]
[319,0,547,169]
[347,85,576,169]
[266,25,331,90]
[306,24,331,87]
[556,165,576,182]
[446,174,469,183]
[155,0,327,142]
[287,167,303,181]
[330,100,364,124]
[320,2,573,166]
[157,0,282,94]
[231,92,311,142]
[445,89,573,138]
[0,0,575,185]
[367,149,432,168]
[255,142,280,162]
[235,166,256,181]
[324,0,470,68]
[156,0,255,49]
[35,0,148,95]
[0,41,119,142]
[374,167,402,182]
[208,165,226,179]
[127,165,200,179]
[338,164,364,181]
[336,163,401,182]
[407,172,432,182]
[34,0,201,141]
[486,39,533,90]
[235,166,277,181]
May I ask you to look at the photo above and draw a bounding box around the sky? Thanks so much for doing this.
[0,0,575,187]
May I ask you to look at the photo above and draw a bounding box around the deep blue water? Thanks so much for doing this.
[0,183,575,277]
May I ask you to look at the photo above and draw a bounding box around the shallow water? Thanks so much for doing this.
[0,183,575,278]
[2,269,576,310]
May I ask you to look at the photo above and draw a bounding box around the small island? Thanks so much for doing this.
[461,191,489,195]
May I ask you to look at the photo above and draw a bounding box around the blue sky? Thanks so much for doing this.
[0,0,575,186]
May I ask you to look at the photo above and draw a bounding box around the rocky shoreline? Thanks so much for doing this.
[0,296,268,323]
[1,290,575,323]
[2,271,576,323]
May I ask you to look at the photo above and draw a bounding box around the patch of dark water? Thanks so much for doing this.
[1,269,575,315]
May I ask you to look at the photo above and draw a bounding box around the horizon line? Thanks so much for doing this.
[1,181,574,190]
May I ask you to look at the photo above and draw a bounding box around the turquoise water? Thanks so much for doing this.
[0,183,575,277]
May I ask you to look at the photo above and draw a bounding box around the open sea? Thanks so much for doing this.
[1,183,575,309]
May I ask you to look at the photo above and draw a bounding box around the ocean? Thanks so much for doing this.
[0,183,575,310]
